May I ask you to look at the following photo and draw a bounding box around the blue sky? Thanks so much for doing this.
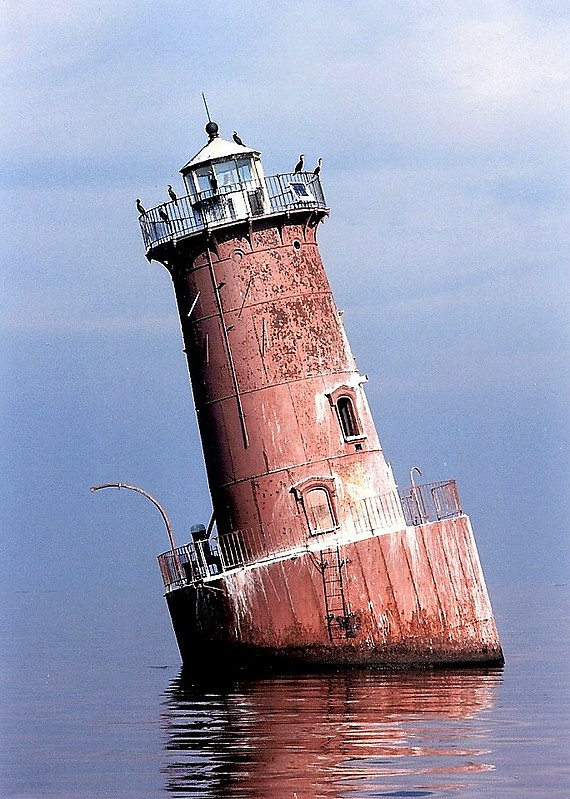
[1,1,568,594]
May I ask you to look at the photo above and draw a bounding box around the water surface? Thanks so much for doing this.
[1,582,568,797]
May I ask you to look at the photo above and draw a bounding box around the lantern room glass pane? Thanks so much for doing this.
[215,161,239,188]
[237,158,252,182]
[305,488,336,534]
[195,169,213,194]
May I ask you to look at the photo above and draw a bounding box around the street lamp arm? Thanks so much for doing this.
[90,482,178,552]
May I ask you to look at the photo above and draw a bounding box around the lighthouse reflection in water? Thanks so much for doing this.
[161,669,500,797]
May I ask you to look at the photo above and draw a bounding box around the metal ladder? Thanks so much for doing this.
[319,546,350,643]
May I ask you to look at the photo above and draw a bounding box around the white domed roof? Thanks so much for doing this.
[180,135,259,174]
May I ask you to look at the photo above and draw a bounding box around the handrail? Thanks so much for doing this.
[138,171,328,255]
[399,480,463,526]
[156,481,463,591]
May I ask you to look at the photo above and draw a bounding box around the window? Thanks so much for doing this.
[195,168,214,194]
[290,476,338,536]
[215,160,239,188]
[305,487,336,534]
[337,396,359,438]
[236,158,252,182]
[194,158,253,195]
[326,385,366,443]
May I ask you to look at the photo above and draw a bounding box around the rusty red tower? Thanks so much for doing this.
[138,120,503,668]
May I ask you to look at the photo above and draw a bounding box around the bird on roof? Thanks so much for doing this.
[167,184,178,203]
[233,131,246,147]
[159,205,170,224]
[209,171,218,192]
[313,158,323,177]
[294,154,304,173]
[136,199,146,215]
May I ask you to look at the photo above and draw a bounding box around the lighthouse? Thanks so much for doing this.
[137,120,503,668]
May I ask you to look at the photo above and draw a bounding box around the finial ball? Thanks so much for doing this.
[205,121,219,139]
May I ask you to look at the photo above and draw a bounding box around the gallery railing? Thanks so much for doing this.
[139,171,327,253]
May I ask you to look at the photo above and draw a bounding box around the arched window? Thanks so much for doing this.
[290,476,339,536]
[305,487,336,534]
[326,385,366,443]
[336,396,359,439]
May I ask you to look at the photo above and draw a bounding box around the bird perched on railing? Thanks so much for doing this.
[233,131,246,147]
[313,158,322,177]
[159,205,170,224]
[136,199,146,215]
[167,185,178,203]
[294,154,304,173]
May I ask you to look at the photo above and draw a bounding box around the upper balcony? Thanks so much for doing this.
[138,170,328,258]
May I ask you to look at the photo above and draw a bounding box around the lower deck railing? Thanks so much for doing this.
[157,480,463,590]
[399,479,463,526]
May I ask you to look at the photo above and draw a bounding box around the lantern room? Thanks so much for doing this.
[179,121,270,224]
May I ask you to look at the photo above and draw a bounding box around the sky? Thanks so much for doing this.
[1,0,569,598]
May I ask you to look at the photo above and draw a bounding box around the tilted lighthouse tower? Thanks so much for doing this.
[138,120,503,668]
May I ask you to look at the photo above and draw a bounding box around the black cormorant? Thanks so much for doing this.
[136,199,146,215]
[313,158,322,177]
[167,185,178,203]
[233,131,246,147]
[159,205,170,223]
[294,154,304,173]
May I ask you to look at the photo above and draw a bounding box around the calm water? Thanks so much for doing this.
[1,582,568,798]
